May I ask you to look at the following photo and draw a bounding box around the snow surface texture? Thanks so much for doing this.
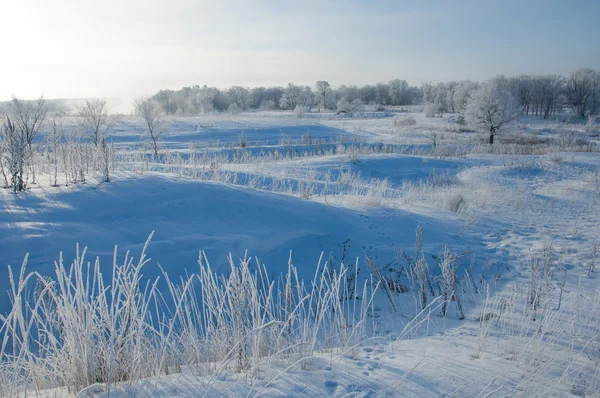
[1,111,599,397]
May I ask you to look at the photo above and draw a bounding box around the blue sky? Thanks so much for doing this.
[1,0,598,106]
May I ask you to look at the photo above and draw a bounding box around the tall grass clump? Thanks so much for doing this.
[471,247,600,396]
[0,235,377,396]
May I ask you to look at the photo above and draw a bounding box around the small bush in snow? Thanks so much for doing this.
[337,98,362,114]
[259,100,276,110]
[293,104,306,118]
[554,130,590,150]
[393,116,417,128]
[424,103,442,118]
[585,116,599,136]
[228,102,241,114]
[445,194,465,213]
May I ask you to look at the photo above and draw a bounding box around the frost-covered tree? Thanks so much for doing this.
[46,118,64,187]
[279,83,302,110]
[5,96,47,151]
[434,83,450,113]
[0,119,7,188]
[358,85,377,104]
[227,102,241,114]
[466,80,520,144]
[388,79,409,106]
[565,68,600,118]
[375,83,390,106]
[509,75,535,115]
[293,104,306,118]
[198,88,217,114]
[3,96,47,187]
[75,99,115,146]
[536,75,565,119]
[280,83,314,110]
[228,86,250,110]
[1,117,28,191]
[315,81,332,111]
[152,89,178,114]
[452,81,480,113]
[134,97,163,159]
[299,86,315,110]
[1,100,48,192]
[444,81,458,112]
[250,87,284,109]
[421,82,437,111]
[422,82,452,116]
[337,98,362,114]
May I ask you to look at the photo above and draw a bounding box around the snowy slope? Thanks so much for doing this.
[0,171,488,316]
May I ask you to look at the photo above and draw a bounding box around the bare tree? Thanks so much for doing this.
[466,80,520,144]
[537,75,565,119]
[47,118,63,187]
[5,96,47,151]
[279,83,302,110]
[421,82,436,104]
[0,136,7,188]
[75,99,115,146]
[227,86,250,110]
[279,83,314,110]
[3,97,48,187]
[388,79,410,106]
[1,117,28,192]
[565,68,600,118]
[509,75,534,115]
[315,81,331,111]
[452,81,480,113]
[134,97,163,159]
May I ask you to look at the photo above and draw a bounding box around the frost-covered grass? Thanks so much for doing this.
[0,234,379,395]
[2,232,599,397]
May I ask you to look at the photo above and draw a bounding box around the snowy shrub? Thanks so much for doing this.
[304,129,312,145]
[444,193,465,213]
[365,255,401,313]
[293,104,306,118]
[554,130,590,150]
[228,102,241,114]
[424,103,441,118]
[259,100,276,110]
[437,245,465,319]
[393,115,417,128]
[423,131,441,147]
[585,116,599,135]
[337,98,362,114]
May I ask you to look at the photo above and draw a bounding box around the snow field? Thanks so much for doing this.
[1,111,599,397]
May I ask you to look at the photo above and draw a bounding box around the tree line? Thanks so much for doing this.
[150,68,600,119]
[150,80,423,114]
[422,68,600,120]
